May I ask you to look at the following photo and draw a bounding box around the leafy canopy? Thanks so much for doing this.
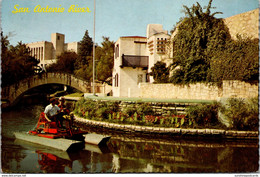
[96,37,115,84]
[47,51,78,74]
[1,32,39,87]
[171,0,230,84]
[169,0,258,84]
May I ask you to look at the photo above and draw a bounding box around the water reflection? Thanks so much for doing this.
[107,137,259,173]
[2,132,259,173]
[37,150,72,173]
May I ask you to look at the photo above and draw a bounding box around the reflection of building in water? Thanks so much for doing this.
[108,138,259,173]
[26,33,80,70]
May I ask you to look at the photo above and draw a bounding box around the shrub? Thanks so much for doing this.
[150,61,170,83]
[219,97,258,131]
[122,104,137,117]
[96,106,110,120]
[186,102,220,127]
[74,98,97,118]
[136,103,155,116]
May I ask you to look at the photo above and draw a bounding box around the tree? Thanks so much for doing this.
[1,31,9,60]
[171,0,231,84]
[95,37,115,84]
[74,30,94,81]
[1,33,39,87]
[76,30,93,68]
[47,51,78,74]
[150,61,170,83]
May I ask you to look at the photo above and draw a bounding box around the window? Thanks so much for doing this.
[146,73,150,82]
[137,74,143,84]
[115,73,119,87]
[57,36,60,40]
[115,44,119,58]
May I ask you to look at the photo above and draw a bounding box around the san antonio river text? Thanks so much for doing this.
[12,4,91,14]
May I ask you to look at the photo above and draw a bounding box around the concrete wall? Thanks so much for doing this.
[140,80,258,100]
[51,33,65,58]
[64,42,80,53]
[120,68,147,97]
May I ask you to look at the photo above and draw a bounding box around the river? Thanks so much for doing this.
[1,103,259,173]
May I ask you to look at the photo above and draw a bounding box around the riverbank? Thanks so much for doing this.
[74,115,259,140]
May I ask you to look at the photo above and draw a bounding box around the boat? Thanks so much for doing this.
[14,112,111,152]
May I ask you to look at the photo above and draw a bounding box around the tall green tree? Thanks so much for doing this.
[76,30,93,67]
[171,0,231,84]
[74,30,93,81]
[95,37,114,84]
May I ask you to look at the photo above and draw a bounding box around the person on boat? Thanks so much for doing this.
[57,97,70,127]
[58,97,70,115]
[44,98,60,124]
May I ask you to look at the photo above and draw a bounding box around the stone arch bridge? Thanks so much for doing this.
[1,72,104,107]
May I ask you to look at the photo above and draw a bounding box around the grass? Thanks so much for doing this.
[85,95,215,104]
[64,92,84,97]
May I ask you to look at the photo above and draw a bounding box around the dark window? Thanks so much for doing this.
[115,44,119,58]
[115,73,119,87]
[137,74,143,84]
[122,55,148,68]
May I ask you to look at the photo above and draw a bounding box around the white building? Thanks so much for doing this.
[112,24,170,97]
[112,36,149,97]
[26,33,80,70]
[146,24,171,82]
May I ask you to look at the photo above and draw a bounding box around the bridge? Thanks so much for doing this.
[1,72,105,107]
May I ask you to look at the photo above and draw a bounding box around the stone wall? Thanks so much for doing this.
[75,116,258,139]
[222,80,258,98]
[118,101,198,115]
[139,80,258,100]
[224,9,259,40]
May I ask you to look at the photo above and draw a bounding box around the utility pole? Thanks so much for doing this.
[92,0,96,96]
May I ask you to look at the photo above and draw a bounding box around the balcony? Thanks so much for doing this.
[121,55,148,69]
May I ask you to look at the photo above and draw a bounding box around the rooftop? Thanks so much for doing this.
[121,36,147,39]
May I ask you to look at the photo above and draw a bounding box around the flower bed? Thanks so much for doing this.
[73,97,258,131]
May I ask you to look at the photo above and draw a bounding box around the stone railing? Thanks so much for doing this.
[74,116,258,140]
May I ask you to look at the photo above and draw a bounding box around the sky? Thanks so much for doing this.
[1,0,258,46]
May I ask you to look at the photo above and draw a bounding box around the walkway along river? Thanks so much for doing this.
[1,103,259,173]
